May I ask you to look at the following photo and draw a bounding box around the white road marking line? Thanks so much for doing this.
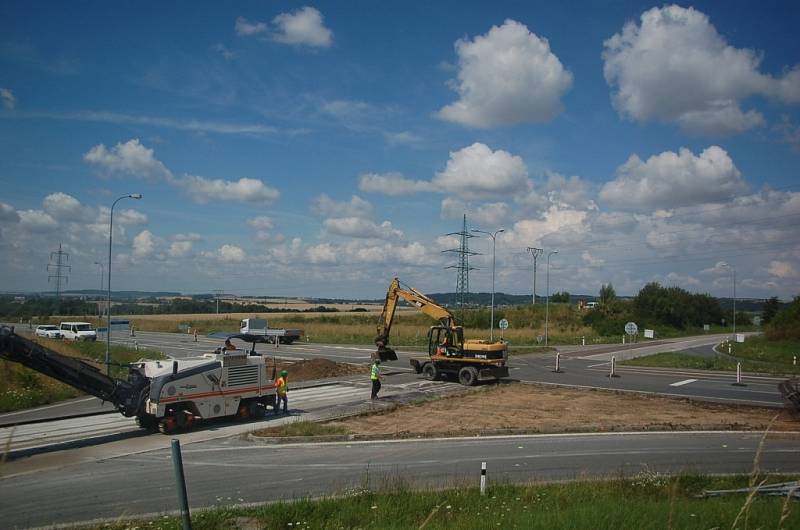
[669,379,698,387]
[587,362,610,368]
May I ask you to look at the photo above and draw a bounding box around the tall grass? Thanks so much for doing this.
[86,474,799,530]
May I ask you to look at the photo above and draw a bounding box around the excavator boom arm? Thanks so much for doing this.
[375,278,455,360]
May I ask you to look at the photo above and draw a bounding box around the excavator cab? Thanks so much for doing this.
[428,326,464,357]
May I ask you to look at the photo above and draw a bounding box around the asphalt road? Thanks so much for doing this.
[2,431,798,528]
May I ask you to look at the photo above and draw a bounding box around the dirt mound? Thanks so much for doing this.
[276,358,368,382]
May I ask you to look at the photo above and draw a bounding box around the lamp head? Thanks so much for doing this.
[129,193,142,199]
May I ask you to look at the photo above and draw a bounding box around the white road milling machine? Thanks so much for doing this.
[0,325,279,433]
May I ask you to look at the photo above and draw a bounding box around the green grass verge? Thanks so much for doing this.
[622,337,800,376]
[256,420,349,438]
[89,474,799,529]
[0,337,165,413]
[622,352,740,371]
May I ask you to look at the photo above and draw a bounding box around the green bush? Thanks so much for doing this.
[765,296,800,340]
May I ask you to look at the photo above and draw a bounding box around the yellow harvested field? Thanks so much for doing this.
[122,307,391,321]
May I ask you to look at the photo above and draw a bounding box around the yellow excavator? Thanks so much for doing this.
[374,278,509,386]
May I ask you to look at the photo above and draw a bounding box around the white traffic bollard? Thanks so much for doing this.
[728,342,732,354]
[733,362,746,386]
[794,355,797,366]
[622,335,625,345]
[480,462,487,496]
[553,352,563,373]
[582,336,585,346]
[608,356,620,378]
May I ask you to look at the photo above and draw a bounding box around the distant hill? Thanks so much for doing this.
[55,290,181,300]
[425,292,598,307]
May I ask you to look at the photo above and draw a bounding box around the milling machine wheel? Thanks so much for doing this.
[249,401,266,419]
[135,415,157,430]
[158,417,177,434]
[175,409,194,430]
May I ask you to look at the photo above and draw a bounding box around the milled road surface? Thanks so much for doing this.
[2,431,798,529]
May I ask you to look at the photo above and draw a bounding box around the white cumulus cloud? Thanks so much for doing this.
[323,217,403,240]
[217,244,246,263]
[17,210,57,233]
[83,138,173,179]
[272,7,333,48]
[168,240,193,258]
[358,173,433,196]
[247,216,274,231]
[182,176,280,204]
[603,5,800,135]
[311,194,372,219]
[436,19,573,128]
[599,146,747,211]
[0,87,16,110]
[132,230,157,259]
[0,202,19,223]
[235,16,268,36]
[42,192,89,222]
[433,143,530,199]
[768,260,797,278]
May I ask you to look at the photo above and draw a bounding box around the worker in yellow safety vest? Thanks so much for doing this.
[370,359,383,400]
[272,369,289,414]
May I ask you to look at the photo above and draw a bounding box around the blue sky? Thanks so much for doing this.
[1,1,799,299]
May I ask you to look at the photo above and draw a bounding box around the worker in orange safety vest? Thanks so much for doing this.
[272,369,289,414]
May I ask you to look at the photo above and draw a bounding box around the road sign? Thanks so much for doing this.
[498,318,509,330]
[625,321,638,335]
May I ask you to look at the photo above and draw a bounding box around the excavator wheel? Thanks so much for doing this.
[458,366,479,386]
[422,363,438,381]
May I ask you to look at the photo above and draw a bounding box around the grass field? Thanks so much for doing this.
[622,336,800,376]
[0,335,165,413]
[89,474,799,529]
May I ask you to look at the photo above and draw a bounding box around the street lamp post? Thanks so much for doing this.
[93,261,104,320]
[472,228,504,341]
[545,250,558,346]
[107,194,142,375]
[720,262,737,338]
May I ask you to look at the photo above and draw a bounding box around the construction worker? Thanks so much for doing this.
[370,358,383,400]
[273,369,289,414]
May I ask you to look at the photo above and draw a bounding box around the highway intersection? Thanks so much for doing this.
[0,330,795,528]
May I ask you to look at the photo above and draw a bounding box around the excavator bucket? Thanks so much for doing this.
[375,346,398,362]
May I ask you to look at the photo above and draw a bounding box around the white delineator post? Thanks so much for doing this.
[608,356,620,378]
[553,352,563,373]
[480,462,487,496]
[732,362,747,386]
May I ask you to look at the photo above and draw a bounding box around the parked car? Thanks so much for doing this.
[35,324,63,339]
[59,321,97,341]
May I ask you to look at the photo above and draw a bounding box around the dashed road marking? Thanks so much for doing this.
[669,379,698,387]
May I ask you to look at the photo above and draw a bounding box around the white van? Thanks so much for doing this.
[59,321,97,341]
